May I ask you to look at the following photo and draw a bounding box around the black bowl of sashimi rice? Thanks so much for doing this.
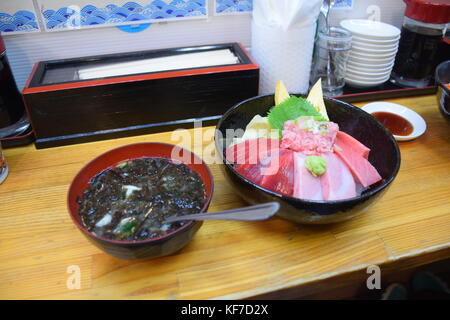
[215,82,401,224]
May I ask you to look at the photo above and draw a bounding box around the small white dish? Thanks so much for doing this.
[352,35,400,45]
[346,68,391,78]
[345,77,389,88]
[349,55,396,65]
[346,73,391,82]
[341,19,401,40]
[350,50,397,60]
[347,63,393,74]
[352,44,398,54]
[347,59,394,70]
[361,102,427,141]
[352,40,399,50]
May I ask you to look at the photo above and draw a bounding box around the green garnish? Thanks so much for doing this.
[117,161,128,169]
[114,217,138,237]
[267,97,327,131]
[121,221,137,235]
[305,156,327,177]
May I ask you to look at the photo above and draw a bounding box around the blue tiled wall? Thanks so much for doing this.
[42,1,208,31]
[0,0,211,34]
[0,10,39,33]
[215,0,253,15]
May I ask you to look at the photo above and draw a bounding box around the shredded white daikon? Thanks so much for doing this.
[122,185,142,198]
[95,213,112,227]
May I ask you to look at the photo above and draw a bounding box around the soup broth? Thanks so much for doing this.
[78,157,206,241]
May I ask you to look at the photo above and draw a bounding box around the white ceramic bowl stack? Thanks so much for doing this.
[340,19,401,88]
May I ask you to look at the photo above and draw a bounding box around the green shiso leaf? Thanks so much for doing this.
[267,96,327,131]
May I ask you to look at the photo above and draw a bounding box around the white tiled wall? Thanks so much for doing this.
[2,0,407,90]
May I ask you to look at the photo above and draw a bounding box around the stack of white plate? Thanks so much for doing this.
[340,19,401,88]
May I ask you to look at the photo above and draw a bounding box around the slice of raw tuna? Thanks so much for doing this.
[334,145,382,188]
[335,131,370,159]
[259,149,295,196]
[292,152,323,201]
[235,163,265,185]
[235,144,282,185]
[320,152,356,201]
[225,138,280,165]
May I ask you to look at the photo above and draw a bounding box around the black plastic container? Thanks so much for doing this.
[23,43,259,149]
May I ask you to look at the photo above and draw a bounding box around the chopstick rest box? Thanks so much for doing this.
[22,43,259,149]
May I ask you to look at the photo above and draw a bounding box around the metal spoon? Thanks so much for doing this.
[164,202,280,224]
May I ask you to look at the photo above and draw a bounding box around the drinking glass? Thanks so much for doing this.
[0,141,8,184]
[310,26,352,96]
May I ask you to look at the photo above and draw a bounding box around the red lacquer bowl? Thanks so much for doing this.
[67,143,214,260]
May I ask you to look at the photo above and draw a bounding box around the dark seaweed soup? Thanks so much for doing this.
[78,157,206,241]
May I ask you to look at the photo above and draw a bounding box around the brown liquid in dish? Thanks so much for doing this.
[371,112,414,136]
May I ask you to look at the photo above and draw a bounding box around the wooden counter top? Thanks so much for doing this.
[1,94,449,299]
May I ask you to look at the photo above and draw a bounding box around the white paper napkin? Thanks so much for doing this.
[252,0,322,95]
